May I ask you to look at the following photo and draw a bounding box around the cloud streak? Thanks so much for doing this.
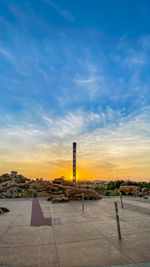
[1,106,150,179]
[0,46,14,63]
[44,0,74,22]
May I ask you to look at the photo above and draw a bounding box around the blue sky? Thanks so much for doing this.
[0,0,150,180]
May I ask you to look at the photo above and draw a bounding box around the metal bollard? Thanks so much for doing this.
[119,191,124,208]
[114,202,121,240]
[82,193,84,211]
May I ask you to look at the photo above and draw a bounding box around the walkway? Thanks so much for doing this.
[0,197,150,266]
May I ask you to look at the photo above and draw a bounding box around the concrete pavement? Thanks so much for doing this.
[0,197,150,267]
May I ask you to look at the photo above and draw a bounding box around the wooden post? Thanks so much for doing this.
[82,193,84,211]
[120,191,124,208]
[114,202,121,240]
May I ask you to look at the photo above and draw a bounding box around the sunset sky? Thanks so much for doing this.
[0,0,150,181]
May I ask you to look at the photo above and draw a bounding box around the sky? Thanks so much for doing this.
[0,0,150,181]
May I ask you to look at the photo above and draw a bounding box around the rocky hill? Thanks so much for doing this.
[0,171,102,203]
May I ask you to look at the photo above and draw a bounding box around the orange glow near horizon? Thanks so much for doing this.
[1,161,150,182]
[1,133,150,182]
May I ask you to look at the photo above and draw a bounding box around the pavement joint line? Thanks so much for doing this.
[106,236,137,265]
[0,241,55,248]
[54,236,112,245]
[48,203,60,267]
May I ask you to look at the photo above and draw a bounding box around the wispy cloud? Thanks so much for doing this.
[73,61,107,100]
[44,0,74,22]
[115,35,149,70]
[0,46,14,63]
[124,53,146,68]
[1,106,150,179]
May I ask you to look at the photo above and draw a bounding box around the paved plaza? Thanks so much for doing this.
[0,197,150,267]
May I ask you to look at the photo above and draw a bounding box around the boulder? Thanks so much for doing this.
[65,188,101,200]
[142,187,149,195]
[48,193,66,201]
[0,207,9,212]
[37,191,51,197]
[0,207,9,214]
[11,171,17,175]
[6,188,20,198]
[0,173,11,182]
[53,178,72,186]
[52,194,69,203]
[120,186,139,195]
[17,183,29,189]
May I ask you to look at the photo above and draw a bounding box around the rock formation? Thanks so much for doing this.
[119,185,139,195]
[0,171,102,202]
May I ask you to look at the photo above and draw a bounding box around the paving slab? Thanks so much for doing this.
[108,232,150,262]
[0,226,55,247]
[54,221,105,244]
[93,220,141,238]
[57,238,134,267]
[0,244,58,267]
[51,211,87,224]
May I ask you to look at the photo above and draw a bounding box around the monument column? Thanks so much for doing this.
[73,142,77,187]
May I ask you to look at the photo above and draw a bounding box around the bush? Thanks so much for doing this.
[107,181,116,190]
[17,188,22,193]
[103,189,120,196]
[109,189,120,196]
[103,190,111,196]
[95,185,106,194]
[21,190,33,198]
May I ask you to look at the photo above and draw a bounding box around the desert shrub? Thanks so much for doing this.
[103,190,111,196]
[17,188,22,193]
[95,185,105,194]
[138,182,149,189]
[21,190,33,198]
[107,181,116,190]
[102,189,120,196]
[109,189,120,196]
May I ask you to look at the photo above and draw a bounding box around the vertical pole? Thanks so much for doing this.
[120,191,124,208]
[114,202,121,240]
[73,142,77,187]
[82,193,84,211]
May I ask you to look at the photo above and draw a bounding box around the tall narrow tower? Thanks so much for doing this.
[73,142,77,187]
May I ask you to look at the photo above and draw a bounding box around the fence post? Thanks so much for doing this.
[120,191,124,208]
[82,193,84,211]
[114,202,121,240]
